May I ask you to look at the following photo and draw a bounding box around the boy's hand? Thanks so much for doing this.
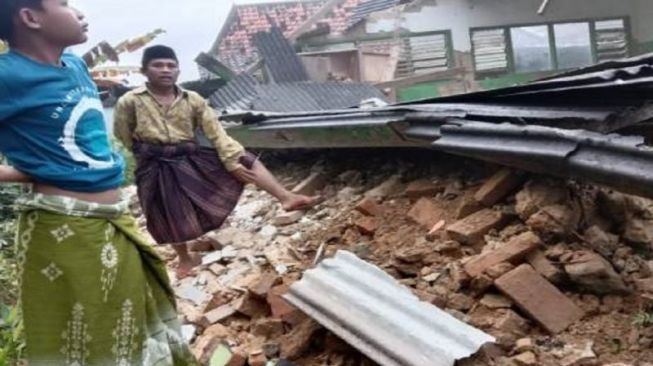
[231,165,257,184]
[0,165,32,183]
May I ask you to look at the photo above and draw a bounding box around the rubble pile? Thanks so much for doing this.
[130,151,653,366]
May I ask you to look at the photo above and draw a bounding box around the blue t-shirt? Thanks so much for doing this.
[0,50,124,192]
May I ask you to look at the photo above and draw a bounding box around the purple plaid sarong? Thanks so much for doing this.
[133,141,255,244]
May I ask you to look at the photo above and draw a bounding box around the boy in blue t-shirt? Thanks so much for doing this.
[0,1,196,364]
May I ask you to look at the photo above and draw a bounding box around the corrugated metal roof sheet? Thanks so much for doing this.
[211,73,259,111]
[219,53,653,198]
[211,81,386,113]
[347,0,401,29]
[283,250,495,366]
[429,120,653,199]
[253,27,309,83]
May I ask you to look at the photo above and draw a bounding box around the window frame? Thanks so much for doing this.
[470,16,631,76]
[300,29,456,76]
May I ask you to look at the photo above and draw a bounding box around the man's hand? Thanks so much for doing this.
[230,165,257,184]
[0,165,31,183]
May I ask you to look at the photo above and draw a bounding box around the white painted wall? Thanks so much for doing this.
[366,0,650,52]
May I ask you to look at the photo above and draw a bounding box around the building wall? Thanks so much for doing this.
[366,0,649,52]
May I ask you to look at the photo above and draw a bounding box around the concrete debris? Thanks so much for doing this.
[526,204,581,240]
[511,351,537,366]
[274,211,304,226]
[292,172,327,196]
[141,155,653,365]
[583,225,620,258]
[279,319,321,360]
[564,251,630,295]
[513,338,534,354]
[515,180,568,220]
[365,174,403,199]
[558,342,597,366]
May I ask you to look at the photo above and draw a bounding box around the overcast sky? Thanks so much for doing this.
[70,0,293,82]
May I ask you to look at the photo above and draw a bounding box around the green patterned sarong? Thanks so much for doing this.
[15,193,197,365]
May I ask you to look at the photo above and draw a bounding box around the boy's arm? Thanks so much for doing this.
[0,165,31,183]
[113,96,136,149]
[196,96,246,172]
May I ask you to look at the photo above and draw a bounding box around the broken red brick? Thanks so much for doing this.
[485,262,515,279]
[495,264,585,334]
[456,190,484,219]
[446,209,509,245]
[464,231,542,277]
[526,250,565,284]
[474,168,525,206]
[292,172,326,196]
[267,285,305,325]
[233,294,270,318]
[247,272,282,299]
[354,216,380,235]
[407,198,444,229]
[405,179,444,199]
[354,197,384,217]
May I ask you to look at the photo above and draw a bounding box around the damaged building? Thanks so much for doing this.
[207,0,653,102]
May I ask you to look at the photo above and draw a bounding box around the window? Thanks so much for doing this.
[359,31,453,78]
[472,18,630,75]
[511,25,552,73]
[594,19,629,62]
[554,22,593,69]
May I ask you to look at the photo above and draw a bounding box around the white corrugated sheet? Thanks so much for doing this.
[284,251,495,366]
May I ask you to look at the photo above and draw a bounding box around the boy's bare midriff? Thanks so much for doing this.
[33,183,121,204]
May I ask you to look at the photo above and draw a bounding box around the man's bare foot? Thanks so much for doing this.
[282,194,323,212]
[176,254,201,279]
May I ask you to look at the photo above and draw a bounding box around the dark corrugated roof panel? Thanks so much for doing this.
[430,121,653,199]
[211,80,386,113]
[210,73,259,111]
[253,82,386,112]
[253,27,309,83]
